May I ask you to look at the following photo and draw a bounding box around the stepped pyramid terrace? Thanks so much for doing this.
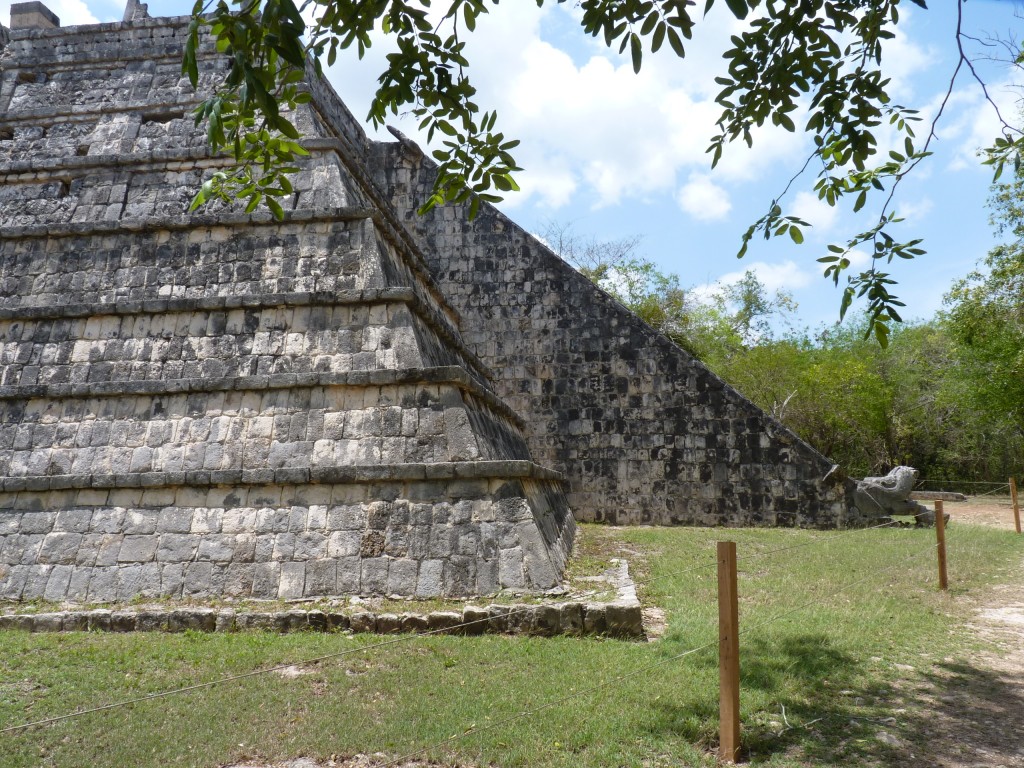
[0,1,865,604]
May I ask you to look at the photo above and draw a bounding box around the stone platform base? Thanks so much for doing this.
[0,598,644,639]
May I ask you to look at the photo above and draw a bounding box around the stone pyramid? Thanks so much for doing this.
[0,3,574,602]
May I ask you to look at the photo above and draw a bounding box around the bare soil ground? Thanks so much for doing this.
[904,497,1024,768]
[943,495,1023,531]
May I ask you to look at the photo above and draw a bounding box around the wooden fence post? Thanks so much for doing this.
[718,541,740,764]
[1010,477,1022,535]
[935,500,948,591]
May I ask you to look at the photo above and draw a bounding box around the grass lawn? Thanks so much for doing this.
[0,522,1020,768]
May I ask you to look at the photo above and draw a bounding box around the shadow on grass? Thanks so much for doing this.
[895,659,1024,768]
[643,633,906,765]
[645,632,1024,767]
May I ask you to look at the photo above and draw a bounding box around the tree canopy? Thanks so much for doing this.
[184,0,1022,341]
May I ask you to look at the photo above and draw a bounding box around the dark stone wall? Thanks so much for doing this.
[370,145,861,528]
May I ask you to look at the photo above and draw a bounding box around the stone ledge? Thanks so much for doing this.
[0,460,565,493]
[0,137,342,176]
[0,364,521,428]
[0,287,416,321]
[0,206,456,341]
[0,600,643,639]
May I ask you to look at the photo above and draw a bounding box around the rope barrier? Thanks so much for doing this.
[738,541,940,639]
[0,548,723,735]
[368,539,945,767]
[0,518,948,738]
[739,514,924,561]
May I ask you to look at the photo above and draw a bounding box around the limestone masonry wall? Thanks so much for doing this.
[371,145,862,528]
[0,11,576,602]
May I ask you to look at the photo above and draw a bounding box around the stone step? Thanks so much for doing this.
[0,210,459,337]
[0,459,563,494]
[0,296,427,387]
[0,469,572,600]
[0,377,533,478]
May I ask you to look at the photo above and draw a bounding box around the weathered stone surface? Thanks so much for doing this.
[349,611,376,633]
[0,599,642,638]
[853,466,937,525]
[0,10,575,603]
[426,611,462,634]
[373,143,865,529]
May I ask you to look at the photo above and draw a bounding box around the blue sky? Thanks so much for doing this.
[9,0,1024,333]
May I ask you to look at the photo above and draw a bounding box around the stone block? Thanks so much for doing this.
[306,610,327,632]
[415,559,443,598]
[462,605,488,636]
[582,604,608,637]
[122,510,159,534]
[215,611,237,632]
[91,508,127,533]
[182,562,215,597]
[360,557,388,595]
[325,612,350,632]
[87,609,113,632]
[304,559,336,597]
[223,563,254,597]
[157,533,199,562]
[19,511,56,534]
[118,535,157,563]
[111,611,137,632]
[336,557,360,593]
[21,564,52,600]
[160,563,185,598]
[32,613,64,633]
[293,531,327,560]
[400,613,428,633]
[278,561,305,599]
[605,603,643,639]
[327,530,361,558]
[157,507,192,533]
[63,612,89,631]
[66,567,91,601]
[533,605,560,637]
[251,562,281,599]
[558,602,584,636]
[94,535,124,567]
[137,611,169,632]
[1,614,35,632]
[196,535,235,562]
[53,509,92,533]
[506,605,537,635]
[349,611,376,633]
[168,609,216,633]
[498,546,525,590]
[425,611,461,634]
[37,532,82,564]
[43,564,73,601]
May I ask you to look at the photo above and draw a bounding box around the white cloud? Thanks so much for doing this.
[694,260,815,304]
[947,80,1020,171]
[676,173,732,221]
[1,0,100,26]
[790,191,839,234]
[895,197,934,222]
[320,1,811,211]
[845,248,873,270]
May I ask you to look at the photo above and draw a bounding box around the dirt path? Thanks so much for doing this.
[940,495,1021,530]
[905,499,1024,768]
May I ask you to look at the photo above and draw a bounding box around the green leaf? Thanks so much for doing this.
[267,196,285,219]
[724,0,748,19]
